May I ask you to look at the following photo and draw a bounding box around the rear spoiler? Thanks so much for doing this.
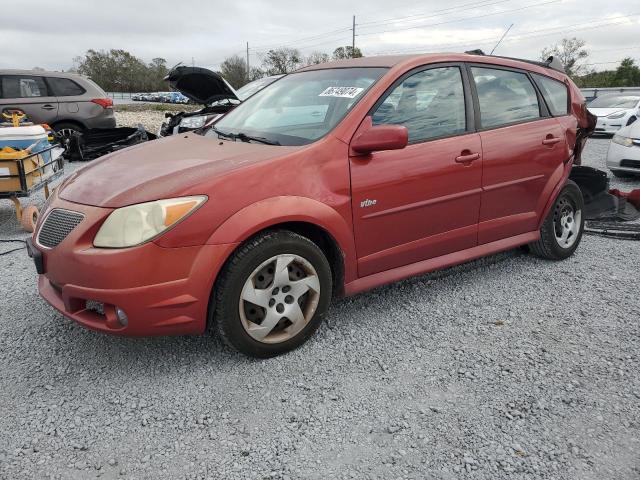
[464,49,565,73]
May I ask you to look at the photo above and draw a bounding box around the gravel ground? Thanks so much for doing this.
[0,131,639,480]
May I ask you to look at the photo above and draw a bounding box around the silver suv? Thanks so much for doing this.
[0,70,116,137]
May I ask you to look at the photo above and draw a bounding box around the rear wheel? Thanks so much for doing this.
[529,180,584,260]
[212,230,332,358]
[53,122,84,147]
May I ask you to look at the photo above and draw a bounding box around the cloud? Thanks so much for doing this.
[0,0,636,72]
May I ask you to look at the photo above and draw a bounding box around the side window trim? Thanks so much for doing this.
[367,62,476,145]
[464,62,551,132]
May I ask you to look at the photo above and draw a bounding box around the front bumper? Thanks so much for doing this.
[606,140,640,175]
[594,117,625,135]
[31,197,237,336]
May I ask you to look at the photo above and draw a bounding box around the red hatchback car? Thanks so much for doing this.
[28,53,595,357]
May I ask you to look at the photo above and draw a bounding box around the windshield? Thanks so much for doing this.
[214,67,388,146]
[236,76,282,101]
[589,95,640,109]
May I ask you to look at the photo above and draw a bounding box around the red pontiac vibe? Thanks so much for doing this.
[28,53,596,357]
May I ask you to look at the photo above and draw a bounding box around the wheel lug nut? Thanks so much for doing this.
[276,303,285,314]
[282,285,290,293]
[269,299,276,307]
[285,295,294,304]
[272,287,279,295]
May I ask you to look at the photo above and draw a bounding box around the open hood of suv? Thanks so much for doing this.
[164,66,238,105]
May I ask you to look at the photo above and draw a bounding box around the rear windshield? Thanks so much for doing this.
[214,67,388,146]
[589,95,640,108]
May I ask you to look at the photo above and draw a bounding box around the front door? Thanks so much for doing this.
[350,65,483,277]
[0,74,58,125]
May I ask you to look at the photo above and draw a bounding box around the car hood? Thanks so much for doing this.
[588,107,629,118]
[164,66,238,105]
[59,135,297,208]
[616,121,640,139]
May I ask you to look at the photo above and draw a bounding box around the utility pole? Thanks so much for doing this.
[352,15,356,53]
[246,42,250,80]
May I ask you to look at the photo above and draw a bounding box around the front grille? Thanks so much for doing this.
[37,208,84,248]
[620,159,640,169]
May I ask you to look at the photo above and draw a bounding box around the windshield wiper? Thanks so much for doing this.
[212,127,280,145]
[235,132,280,146]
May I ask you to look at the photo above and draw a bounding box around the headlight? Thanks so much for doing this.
[94,196,207,248]
[179,115,207,129]
[612,135,633,147]
[606,111,626,119]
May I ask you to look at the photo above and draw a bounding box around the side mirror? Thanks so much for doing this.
[351,124,408,154]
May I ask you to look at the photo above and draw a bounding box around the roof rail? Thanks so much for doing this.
[463,50,566,74]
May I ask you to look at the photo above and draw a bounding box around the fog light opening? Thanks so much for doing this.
[115,307,128,327]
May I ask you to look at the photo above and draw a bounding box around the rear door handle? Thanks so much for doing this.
[542,136,561,145]
[455,152,480,164]
[41,104,55,110]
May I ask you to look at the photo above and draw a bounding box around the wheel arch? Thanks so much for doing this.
[206,196,358,295]
[51,118,87,130]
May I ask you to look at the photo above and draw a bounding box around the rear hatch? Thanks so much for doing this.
[164,66,238,105]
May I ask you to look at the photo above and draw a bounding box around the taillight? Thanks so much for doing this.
[91,98,113,109]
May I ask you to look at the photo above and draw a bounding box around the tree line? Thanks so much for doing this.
[71,46,362,92]
[70,39,638,93]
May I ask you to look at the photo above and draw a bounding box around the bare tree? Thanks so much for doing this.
[220,55,249,89]
[305,51,330,66]
[332,46,363,60]
[262,48,302,75]
[541,38,588,77]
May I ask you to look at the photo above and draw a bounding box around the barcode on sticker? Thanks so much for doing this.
[319,87,364,98]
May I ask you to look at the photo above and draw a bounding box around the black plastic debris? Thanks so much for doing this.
[65,125,156,161]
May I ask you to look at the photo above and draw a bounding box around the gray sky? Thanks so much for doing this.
[1,0,637,73]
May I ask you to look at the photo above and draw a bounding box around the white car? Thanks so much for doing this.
[589,95,640,135]
[607,120,640,178]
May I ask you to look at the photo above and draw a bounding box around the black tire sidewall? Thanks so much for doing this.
[214,232,332,358]
[543,181,585,259]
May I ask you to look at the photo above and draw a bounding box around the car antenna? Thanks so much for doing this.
[490,23,514,55]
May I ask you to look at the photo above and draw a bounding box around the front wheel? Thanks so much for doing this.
[211,230,332,358]
[529,180,584,260]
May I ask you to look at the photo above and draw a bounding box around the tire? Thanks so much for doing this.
[53,122,84,145]
[20,205,39,232]
[529,180,584,260]
[211,230,332,358]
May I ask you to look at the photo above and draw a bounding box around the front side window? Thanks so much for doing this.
[47,77,86,96]
[471,67,541,128]
[0,75,49,99]
[214,68,387,146]
[532,73,569,116]
[372,66,466,142]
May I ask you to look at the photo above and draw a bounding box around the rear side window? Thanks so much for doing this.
[532,74,569,116]
[47,77,86,96]
[471,67,540,129]
[372,66,467,142]
[0,75,49,98]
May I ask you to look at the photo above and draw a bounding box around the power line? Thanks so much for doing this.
[357,0,514,28]
[357,0,561,37]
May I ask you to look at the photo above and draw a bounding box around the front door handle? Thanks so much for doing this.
[542,135,562,145]
[455,152,480,164]
[41,104,55,110]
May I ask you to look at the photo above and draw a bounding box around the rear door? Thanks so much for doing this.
[468,65,570,244]
[0,74,58,124]
[47,76,87,118]
[350,64,482,277]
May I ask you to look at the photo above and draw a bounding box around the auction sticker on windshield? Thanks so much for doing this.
[319,87,364,98]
